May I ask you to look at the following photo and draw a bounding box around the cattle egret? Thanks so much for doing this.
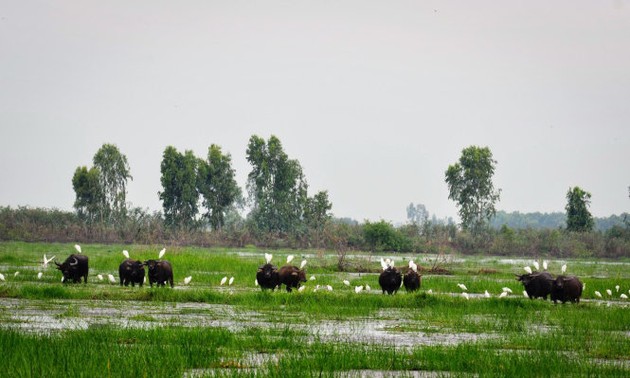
[561,264,567,274]
[542,260,548,271]
[523,291,529,298]
[380,258,388,270]
[583,283,586,291]
[0,273,4,281]
[365,284,371,291]
[122,250,130,259]
[108,274,116,284]
[532,261,540,271]
[606,289,612,296]
[14,271,20,277]
[97,274,104,281]
[326,285,333,291]
[37,272,43,280]
[484,290,491,298]
[502,287,513,294]
[427,289,433,294]
[355,286,363,293]
[621,294,628,299]
[594,291,602,298]
[229,277,234,286]
[499,291,508,298]
[158,248,166,259]
[43,254,55,268]
[61,276,65,282]
[265,253,273,264]
[409,260,418,272]
[461,292,469,300]
[286,255,294,264]
[255,279,259,286]
[309,276,316,281]
[220,276,228,286]
[74,244,82,253]
[184,276,192,285]
[343,280,350,286]
[299,260,307,269]
[615,285,620,292]
[298,286,305,292]
[457,283,467,291]
[523,266,532,274]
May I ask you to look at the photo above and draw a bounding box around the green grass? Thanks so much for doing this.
[1,241,629,376]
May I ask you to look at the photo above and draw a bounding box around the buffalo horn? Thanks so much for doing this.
[70,257,78,266]
[291,272,298,276]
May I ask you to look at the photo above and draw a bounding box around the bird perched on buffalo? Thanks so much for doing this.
[256,253,280,291]
[379,258,402,295]
[278,258,307,292]
[403,260,421,292]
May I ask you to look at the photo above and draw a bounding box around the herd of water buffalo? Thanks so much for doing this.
[53,249,583,304]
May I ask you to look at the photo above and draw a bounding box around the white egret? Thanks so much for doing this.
[523,291,529,298]
[615,285,620,292]
[409,260,418,272]
[43,254,55,268]
[532,261,539,271]
[298,286,306,292]
[228,277,234,286]
[286,255,294,264]
[108,274,116,284]
[0,273,5,281]
[355,286,364,294]
[14,271,20,277]
[594,291,602,298]
[97,274,104,281]
[620,294,628,299]
[606,289,612,296]
[184,276,192,285]
[343,280,350,286]
[457,283,468,291]
[583,283,586,291]
[255,279,259,286]
[499,291,508,298]
[74,244,82,253]
[122,250,130,259]
[309,276,316,281]
[542,260,548,271]
[37,272,43,280]
[427,289,433,294]
[365,284,371,291]
[300,260,307,269]
[380,258,388,270]
[502,287,513,294]
[561,264,567,274]
[158,248,166,259]
[523,266,532,274]
[461,292,469,300]
[484,290,491,298]
[264,253,273,264]
[220,276,228,286]
[326,285,333,291]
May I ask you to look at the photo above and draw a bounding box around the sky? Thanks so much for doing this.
[1,1,629,224]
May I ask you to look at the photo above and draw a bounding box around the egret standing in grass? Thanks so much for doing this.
[484,290,491,298]
[159,248,166,259]
[74,244,82,253]
[462,292,469,300]
[229,277,234,286]
[457,283,468,291]
[14,271,20,277]
[97,274,104,281]
[594,291,602,298]
[502,287,513,294]
[298,286,305,292]
[621,294,628,299]
[606,289,612,296]
[561,264,567,274]
[108,274,116,284]
[37,272,43,280]
[220,276,228,286]
[122,250,130,259]
[355,286,364,294]
[499,291,508,298]
[184,276,192,285]
[343,280,350,286]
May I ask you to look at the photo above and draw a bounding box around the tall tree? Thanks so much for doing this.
[72,166,103,224]
[159,146,199,229]
[92,143,132,223]
[303,190,333,231]
[565,186,594,232]
[406,203,429,225]
[197,144,242,230]
[445,146,501,235]
[246,135,308,233]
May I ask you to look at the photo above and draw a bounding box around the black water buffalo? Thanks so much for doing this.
[278,265,306,292]
[551,275,583,304]
[403,270,421,292]
[379,267,402,295]
[144,260,174,288]
[55,254,89,283]
[516,271,554,300]
[119,259,145,287]
[256,263,280,291]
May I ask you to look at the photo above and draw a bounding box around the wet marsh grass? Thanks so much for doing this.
[1,241,629,376]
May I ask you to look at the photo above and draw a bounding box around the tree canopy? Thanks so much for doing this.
[445,146,500,235]
[159,146,199,229]
[565,186,594,232]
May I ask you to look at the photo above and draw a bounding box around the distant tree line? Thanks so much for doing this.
[1,140,628,259]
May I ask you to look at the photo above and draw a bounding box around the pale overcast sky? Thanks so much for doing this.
[1,1,629,224]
